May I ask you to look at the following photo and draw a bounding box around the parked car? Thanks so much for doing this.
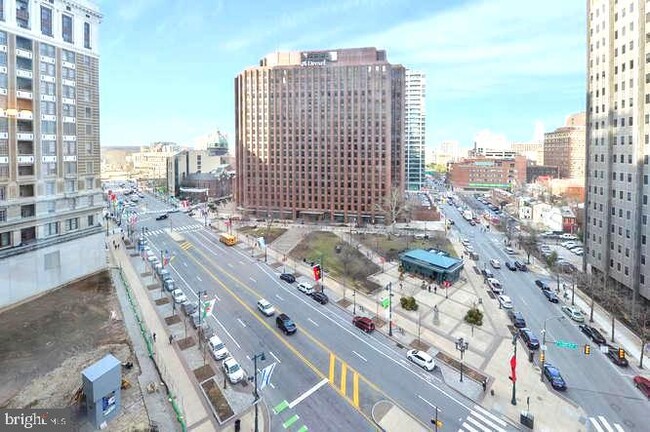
[508,311,527,328]
[535,280,551,291]
[560,233,578,240]
[543,364,567,391]
[406,349,435,371]
[256,298,276,316]
[280,273,296,283]
[562,305,585,323]
[543,290,559,303]
[190,312,209,330]
[505,261,517,271]
[461,239,471,247]
[514,261,528,271]
[155,214,168,221]
[498,295,513,309]
[519,328,540,350]
[311,292,329,304]
[578,324,606,345]
[487,278,503,294]
[572,248,584,256]
[222,357,245,383]
[505,247,516,255]
[297,282,315,295]
[481,268,495,279]
[352,316,375,333]
[633,375,650,399]
[163,277,176,292]
[606,347,629,367]
[208,336,230,360]
[276,313,297,335]
[171,289,188,304]
[489,259,501,269]
[182,301,199,316]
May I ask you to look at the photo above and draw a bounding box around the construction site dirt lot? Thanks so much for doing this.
[0,271,149,430]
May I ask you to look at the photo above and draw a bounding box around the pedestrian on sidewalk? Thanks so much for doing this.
[169,334,174,344]
[434,285,438,294]
[152,332,156,342]
[428,284,431,293]
[482,378,487,392]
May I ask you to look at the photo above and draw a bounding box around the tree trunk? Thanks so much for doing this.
[640,337,646,369]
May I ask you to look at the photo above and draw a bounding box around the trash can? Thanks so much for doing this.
[234,419,241,432]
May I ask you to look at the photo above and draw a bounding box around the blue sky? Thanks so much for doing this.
[97,0,586,151]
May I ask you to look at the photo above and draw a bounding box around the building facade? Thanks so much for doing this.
[235,48,405,224]
[167,149,226,197]
[448,156,527,190]
[526,164,559,183]
[131,142,178,181]
[0,0,104,308]
[586,0,650,304]
[543,112,586,179]
[511,141,544,164]
[405,70,425,191]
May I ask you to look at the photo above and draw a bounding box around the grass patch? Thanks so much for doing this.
[290,231,381,294]
[238,226,287,244]
[355,232,456,262]
[201,379,235,422]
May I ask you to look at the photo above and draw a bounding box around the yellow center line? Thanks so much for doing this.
[329,352,336,384]
[340,363,347,395]
[177,238,381,430]
[353,373,359,408]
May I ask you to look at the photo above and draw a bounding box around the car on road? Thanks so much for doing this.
[311,292,329,305]
[578,324,606,345]
[182,301,199,316]
[280,273,296,283]
[276,313,297,335]
[561,305,585,323]
[505,261,517,271]
[487,278,503,294]
[535,279,551,291]
[572,248,584,256]
[256,298,275,316]
[208,336,230,360]
[498,295,513,309]
[560,233,578,240]
[505,247,516,255]
[352,316,375,333]
[633,375,650,399]
[171,289,188,304]
[543,363,567,391]
[155,214,168,221]
[508,310,527,328]
[481,268,495,279]
[606,347,629,367]
[543,290,559,303]
[489,259,501,269]
[519,328,540,350]
[514,261,528,271]
[167,208,180,213]
[406,349,436,371]
[562,241,578,249]
[222,357,245,383]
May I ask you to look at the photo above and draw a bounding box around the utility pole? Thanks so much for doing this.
[387,282,393,336]
[511,333,517,406]
[353,289,356,315]
[251,352,266,432]
[455,337,469,382]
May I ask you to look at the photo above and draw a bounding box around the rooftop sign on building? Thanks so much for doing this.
[301,51,337,67]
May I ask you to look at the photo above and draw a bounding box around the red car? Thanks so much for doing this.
[633,375,650,399]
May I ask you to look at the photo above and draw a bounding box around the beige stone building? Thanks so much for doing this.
[543,112,586,179]
[131,142,179,180]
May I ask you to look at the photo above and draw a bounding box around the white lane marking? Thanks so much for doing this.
[183,262,188,267]
[227,262,234,268]
[417,394,436,409]
[472,404,507,426]
[269,382,276,389]
[352,351,367,362]
[613,424,625,432]
[237,318,246,328]
[275,294,284,301]
[461,422,479,432]
[269,351,281,364]
[196,276,202,282]
[211,316,241,349]
[307,318,319,327]
[589,418,606,432]
[249,277,256,283]
[466,416,486,431]
[598,416,615,432]
[287,378,329,409]
[214,294,221,301]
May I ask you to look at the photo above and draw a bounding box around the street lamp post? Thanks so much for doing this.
[455,337,469,382]
[540,315,565,382]
[386,282,393,336]
[353,289,357,315]
[250,352,266,432]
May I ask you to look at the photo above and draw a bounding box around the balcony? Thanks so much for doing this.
[17,132,34,140]
[17,90,33,100]
[15,48,33,59]
[16,69,33,79]
[62,97,75,105]
[41,94,56,102]
[41,134,56,141]
[42,155,56,163]
[17,110,33,120]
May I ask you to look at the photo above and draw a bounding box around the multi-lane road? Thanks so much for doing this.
[445,192,647,431]
[129,194,516,432]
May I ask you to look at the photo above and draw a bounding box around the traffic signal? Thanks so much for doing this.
[618,348,626,360]
[313,264,322,281]
[430,419,443,427]
[584,344,591,355]
[539,352,545,364]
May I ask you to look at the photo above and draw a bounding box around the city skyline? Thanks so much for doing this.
[98,0,586,150]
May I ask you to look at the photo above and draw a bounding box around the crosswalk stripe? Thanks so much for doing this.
[466,415,490,431]
[472,405,507,427]
[460,422,479,432]
[597,416,615,432]
[613,425,625,432]
[470,410,505,432]
[589,418,606,432]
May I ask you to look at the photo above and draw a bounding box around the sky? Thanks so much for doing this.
[97,0,586,151]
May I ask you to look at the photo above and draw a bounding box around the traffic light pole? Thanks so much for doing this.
[387,282,393,336]
[320,254,324,294]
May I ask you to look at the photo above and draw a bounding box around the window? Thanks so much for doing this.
[87,215,94,227]
[0,208,5,222]
[16,0,29,29]
[83,22,91,49]
[85,177,93,189]
[40,42,54,58]
[45,181,55,195]
[0,232,10,247]
[0,185,5,200]
[85,107,91,118]
[64,217,78,231]
[45,221,58,236]
[62,14,73,43]
[40,6,52,36]
[85,124,92,134]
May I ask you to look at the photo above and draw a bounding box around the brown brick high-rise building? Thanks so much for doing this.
[235,48,405,224]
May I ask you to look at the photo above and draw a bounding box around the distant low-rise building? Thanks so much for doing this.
[167,150,227,197]
[178,167,234,204]
[132,142,180,181]
[543,112,586,180]
[526,165,559,183]
[448,156,526,190]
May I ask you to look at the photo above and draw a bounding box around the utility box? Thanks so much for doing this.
[82,354,122,429]
[520,411,534,429]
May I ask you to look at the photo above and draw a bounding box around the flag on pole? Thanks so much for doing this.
[510,354,517,382]
[258,362,277,390]
[257,237,266,249]
[203,297,217,318]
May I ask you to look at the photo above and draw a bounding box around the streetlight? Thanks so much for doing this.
[540,315,565,382]
[249,352,266,432]
[510,333,517,406]
[386,282,393,336]
[352,289,357,315]
[455,337,469,382]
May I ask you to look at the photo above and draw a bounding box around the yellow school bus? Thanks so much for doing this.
[219,233,237,246]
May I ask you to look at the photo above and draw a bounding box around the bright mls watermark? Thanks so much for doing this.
[1,409,72,431]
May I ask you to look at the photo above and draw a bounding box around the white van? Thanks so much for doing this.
[297,281,315,295]
[208,336,229,360]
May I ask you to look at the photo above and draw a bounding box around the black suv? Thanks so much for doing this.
[311,292,329,304]
[519,328,540,350]
[579,324,606,345]
[276,313,297,335]
[508,311,527,328]
[155,214,168,221]
[535,279,550,291]
[514,261,528,272]
[280,273,296,283]
[505,261,517,271]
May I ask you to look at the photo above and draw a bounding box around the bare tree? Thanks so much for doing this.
[374,186,410,231]
[545,251,561,292]
[635,306,650,369]
[520,229,538,265]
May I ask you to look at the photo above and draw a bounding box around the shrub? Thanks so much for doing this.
[464,307,483,326]
[400,296,418,311]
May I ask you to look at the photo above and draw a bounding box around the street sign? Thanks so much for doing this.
[554,340,578,350]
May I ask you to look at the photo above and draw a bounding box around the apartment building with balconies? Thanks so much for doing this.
[0,0,103,308]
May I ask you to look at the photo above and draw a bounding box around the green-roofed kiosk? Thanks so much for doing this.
[399,249,464,285]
